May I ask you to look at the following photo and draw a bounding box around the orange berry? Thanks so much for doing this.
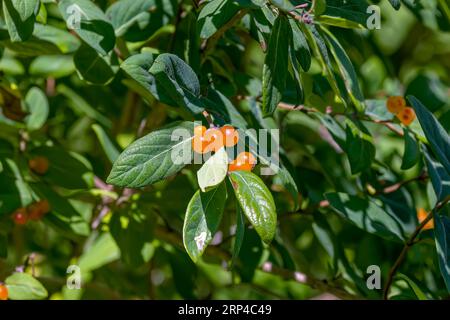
[396,107,416,126]
[194,125,207,138]
[28,156,49,175]
[220,125,239,147]
[236,152,257,166]
[12,208,28,225]
[203,128,223,153]
[0,284,8,300]
[192,135,210,154]
[28,200,51,221]
[228,159,253,172]
[417,208,434,230]
[387,96,406,114]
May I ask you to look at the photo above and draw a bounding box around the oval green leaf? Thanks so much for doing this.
[229,171,277,244]
[107,121,194,188]
[5,272,48,300]
[183,183,227,262]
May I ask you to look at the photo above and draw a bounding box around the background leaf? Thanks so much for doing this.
[325,192,406,242]
[5,273,48,300]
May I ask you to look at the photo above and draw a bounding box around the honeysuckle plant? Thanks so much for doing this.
[0,0,449,300]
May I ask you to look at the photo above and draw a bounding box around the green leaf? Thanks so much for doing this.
[30,146,93,190]
[318,0,369,25]
[0,24,80,56]
[5,273,48,300]
[3,0,38,42]
[229,171,277,244]
[261,15,290,116]
[30,182,90,237]
[198,0,240,39]
[106,0,176,42]
[74,43,117,85]
[317,15,365,29]
[289,19,311,72]
[92,124,120,163]
[322,28,364,108]
[396,274,428,300]
[183,183,227,262]
[107,121,194,188]
[110,209,155,267]
[202,88,248,129]
[406,74,448,112]
[408,96,450,176]
[401,128,421,170]
[344,120,375,174]
[388,0,401,10]
[120,52,157,103]
[78,232,120,272]
[197,147,228,192]
[424,150,450,203]
[269,0,295,12]
[434,211,450,292]
[29,55,75,78]
[57,84,111,128]
[58,0,116,55]
[273,164,300,211]
[232,203,245,262]
[325,192,406,242]
[302,23,348,107]
[24,87,48,131]
[149,53,204,114]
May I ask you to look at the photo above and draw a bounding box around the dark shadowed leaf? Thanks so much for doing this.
[401,128,421,170]
[434,211,450,292]
[59,0,116,55]
[3,0,38,41]
[325,192,406,242]
[261,15,290,116]
[408,95,450,175]
[149,53,204,114]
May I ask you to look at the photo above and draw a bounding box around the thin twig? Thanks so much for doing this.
[383,198,450,299]
[153,225,362,300]
[201,9,249,59]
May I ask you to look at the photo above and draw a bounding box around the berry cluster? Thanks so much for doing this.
[386,96,416,126]
[193,125,256,172]
[12,200,51,226]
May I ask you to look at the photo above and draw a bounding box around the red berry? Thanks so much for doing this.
[12,208,28,225]
[28,156,49,175]
[28,200,51,220]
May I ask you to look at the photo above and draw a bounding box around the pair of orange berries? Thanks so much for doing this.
[386,96,416,126]
[192,125,239,154]
[12,200,51,225]
[0,284,7,300]
[193,125,256,172]
[28,156,49,175]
